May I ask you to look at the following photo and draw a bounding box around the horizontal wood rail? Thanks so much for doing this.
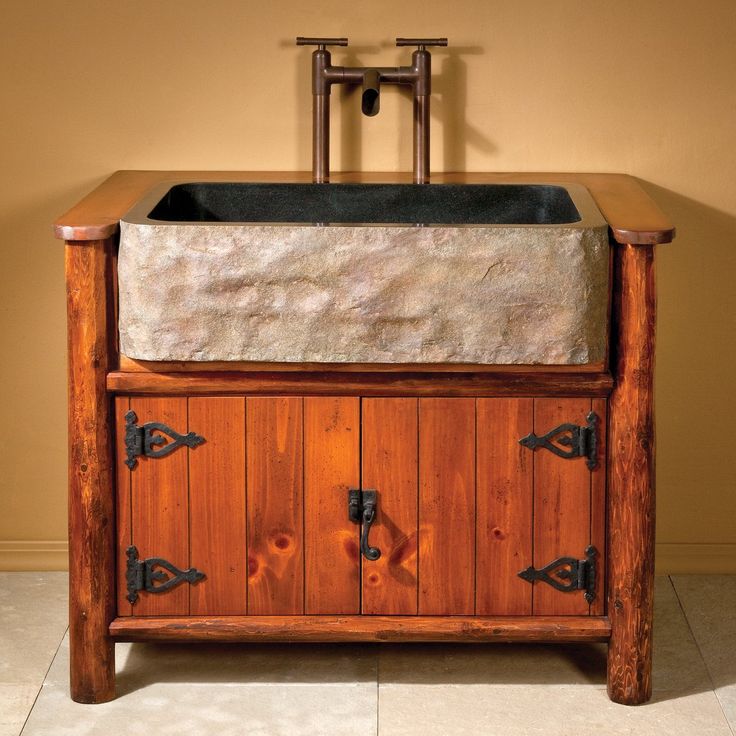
[109,615,611,643]
[107,371,614,397]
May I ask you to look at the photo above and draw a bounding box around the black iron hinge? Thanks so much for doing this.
[125,546,206,605]
[519,411,599,470]
[124,410,205,470]
[518,545,597,603]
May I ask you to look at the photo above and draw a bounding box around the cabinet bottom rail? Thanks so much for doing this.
[109,615,611,643]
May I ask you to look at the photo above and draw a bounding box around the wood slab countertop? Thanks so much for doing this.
[54,171,675,245]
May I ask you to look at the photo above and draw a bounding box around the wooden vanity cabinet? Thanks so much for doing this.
[114,395,606,619]
[57,171,672,706]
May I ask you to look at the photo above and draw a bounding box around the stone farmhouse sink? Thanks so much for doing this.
[118,181,610,365]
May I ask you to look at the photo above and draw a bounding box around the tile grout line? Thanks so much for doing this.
[669,575,736,736]
[19,625,69,736]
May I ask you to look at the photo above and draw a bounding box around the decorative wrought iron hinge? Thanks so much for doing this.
[124,410,205,470]
[519,411,599,470]
[125,546,206,605]
[518,545,597,603]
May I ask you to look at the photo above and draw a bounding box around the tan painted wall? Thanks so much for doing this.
[1,0,734,571]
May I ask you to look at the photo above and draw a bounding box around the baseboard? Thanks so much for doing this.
[655,543,736,574]
[0,541,68,571]
[2,540,735,574]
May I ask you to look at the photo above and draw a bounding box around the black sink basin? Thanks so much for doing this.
[140,182,583,226]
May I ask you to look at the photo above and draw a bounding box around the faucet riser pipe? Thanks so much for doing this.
[313,94,329,183]
[414,95,430,184]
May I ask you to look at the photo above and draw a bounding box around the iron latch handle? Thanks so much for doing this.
[348,489,381,561]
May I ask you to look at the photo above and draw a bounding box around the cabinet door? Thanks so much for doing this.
[115,394,604,618]
[115,395,361,617]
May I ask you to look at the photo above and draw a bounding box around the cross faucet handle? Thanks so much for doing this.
[396,37,448,50]
[296,37,348,50]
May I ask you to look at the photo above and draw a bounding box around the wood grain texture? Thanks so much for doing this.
[54,170,674,245]
[66,239,116,703]
[129,397,190,616]
[110,615,611,643]
[118,355,605,374]
[107,370,613,397]
[590,398,608,616]
[304,397,360,614]
[361,398,418,615]
[114,397,132,617]
[476,399,533,615]
[247,397,304,615]
[418,398,476,615]
[607,244,656,705]
[532,398,593,616]
[188,398,247,615]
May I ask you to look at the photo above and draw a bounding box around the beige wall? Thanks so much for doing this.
[1,0,734,571]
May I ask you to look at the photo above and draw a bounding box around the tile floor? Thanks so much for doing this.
[1,573,734,735]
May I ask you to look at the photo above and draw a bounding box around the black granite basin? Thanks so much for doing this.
[140,182,583,226]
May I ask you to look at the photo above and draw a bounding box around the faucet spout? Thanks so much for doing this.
[361,70,381,117]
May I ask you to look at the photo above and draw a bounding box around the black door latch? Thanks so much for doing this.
[348,489,381,561]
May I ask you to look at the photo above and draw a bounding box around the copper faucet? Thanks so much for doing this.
[296,37,448,184]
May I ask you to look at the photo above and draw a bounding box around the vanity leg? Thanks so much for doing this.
[607,243,656,705]
[67,239,117,703]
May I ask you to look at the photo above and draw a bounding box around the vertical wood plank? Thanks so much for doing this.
[304,397,360,614]
[418,398,476,615]
[361,398,418,615]
[130,397,190,616]
[247,397,304,615]
[607,244,656,705]
[476,398,533,615]
[532,398,592,616]
[66,240,116,702]
[590,398,607,616]
[189,397,247,615]
[114,397,132,617]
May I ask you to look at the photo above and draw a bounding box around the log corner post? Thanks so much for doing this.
[66,238,117,703]
[607,242,656,705]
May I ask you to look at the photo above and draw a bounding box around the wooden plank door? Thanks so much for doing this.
[532,398,607,615]
[189,397,247,616]
[304,397,361,614]
[476,398,534,615]
[121,396,191,616]
[418,398,476,615]
[246,397,304,615]
[361,398,418,615]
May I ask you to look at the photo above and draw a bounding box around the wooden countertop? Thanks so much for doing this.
[54,171,675,245]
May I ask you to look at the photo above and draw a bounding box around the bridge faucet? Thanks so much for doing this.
[295,37,448,184]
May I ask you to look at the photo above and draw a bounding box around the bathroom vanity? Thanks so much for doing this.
[55,170,673,706]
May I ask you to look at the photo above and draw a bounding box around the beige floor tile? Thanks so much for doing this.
[652,575,713,692]
[0,683,38,736]
[671,575,736,728]
[22,633,378,736]
[378,577,709,693]
[0,573,68,686]
[378,685,733,736]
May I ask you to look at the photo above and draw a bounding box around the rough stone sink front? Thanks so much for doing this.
[119,181,610,365]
